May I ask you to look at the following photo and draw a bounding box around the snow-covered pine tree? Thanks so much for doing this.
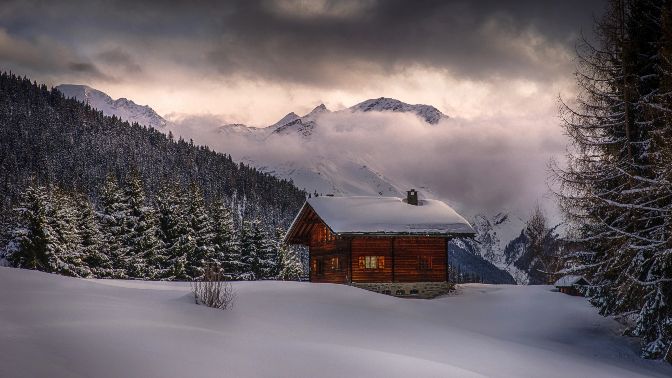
[239,219,276,280]
[630,0,672,361]
[125,172,165,279]
[8,186,89,277]
[7,186,54,271]
[259,224,278,280]
[48,188,91,277]
[275,227,303,281]
[185,184,215,280]
[156,184,189,280]
[211,200,243,279]
[75,195,112,278]
[100,175,131,278]
[553,0,672,361]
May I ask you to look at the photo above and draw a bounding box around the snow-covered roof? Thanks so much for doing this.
[554,275,590,287]
[286,196,475,243]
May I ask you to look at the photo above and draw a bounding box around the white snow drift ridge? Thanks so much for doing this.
[1,268,670,378]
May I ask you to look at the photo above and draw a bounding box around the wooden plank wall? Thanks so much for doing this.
[393,237,447,282]
[308,223,449,284]
[351,237,393,283]
[309,224,348,283]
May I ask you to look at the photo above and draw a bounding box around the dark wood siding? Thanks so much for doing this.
[351,237,393,283]
[393,237,447,282]
[308,222,449,284]
[309,223,348,283]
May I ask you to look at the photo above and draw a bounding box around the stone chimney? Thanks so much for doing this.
[406,189,418,206]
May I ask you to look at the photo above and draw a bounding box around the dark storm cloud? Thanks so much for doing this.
[209,0,606,85]
[96,48,143,74]
[0,0,605,87]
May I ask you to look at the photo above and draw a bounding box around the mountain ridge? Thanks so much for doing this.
[56,84,167,129]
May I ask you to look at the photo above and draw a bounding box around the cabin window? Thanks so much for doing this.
[313,258,325,276]
[359,256,385,269]
[330,256,341,271]
[419,256,432,271]
[315,224,336,245]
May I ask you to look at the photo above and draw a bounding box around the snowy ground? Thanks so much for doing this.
[1,268,670,378]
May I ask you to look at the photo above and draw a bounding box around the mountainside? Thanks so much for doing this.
[50,83,526,283]
[0,73,304,231]
[190,97,444,199]
[350,97,447,124]
[56,84,167,129]
[448,238,516,284]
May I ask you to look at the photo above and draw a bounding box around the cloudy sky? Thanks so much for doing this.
[1,0,604,124]
[0,0,607,219]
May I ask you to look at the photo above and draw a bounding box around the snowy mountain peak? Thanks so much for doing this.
[305,103,329,117]
[56,84,167,129]
[57,84,109,103]
[269,112,301,130]
[350,97,447,124]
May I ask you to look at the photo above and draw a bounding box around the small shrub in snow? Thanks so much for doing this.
[191,264,235,310]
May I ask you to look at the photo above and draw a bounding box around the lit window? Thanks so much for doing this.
[359,256,385,269]
[331,256,340,270]
[366,256,377,269]
[315,225,336,244]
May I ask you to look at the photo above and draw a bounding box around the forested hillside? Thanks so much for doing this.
[0,72,304,220]
[0,72,306,279]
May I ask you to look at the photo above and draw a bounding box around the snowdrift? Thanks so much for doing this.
[0,268,669,378]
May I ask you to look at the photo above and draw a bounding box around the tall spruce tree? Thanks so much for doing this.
[212,200,243,279]
[75,195,112,278]
[554,0,672,361]
[100,175,130,278]
[156,184,189,280]
[240,219,276,280]
[8,186,54,271]
[49,188,90,278]
[125,172,165,279]
[185,184,215,279]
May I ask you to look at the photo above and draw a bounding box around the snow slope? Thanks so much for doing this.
[56,84,167,129]
[1,268,669,378]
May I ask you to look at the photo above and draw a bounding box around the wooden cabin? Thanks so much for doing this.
[554,275,590,296]
[284,190,475,288]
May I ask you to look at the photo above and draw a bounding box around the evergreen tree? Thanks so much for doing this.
[8,186,54,271]
[275,227,303,281]
[49,188,90,278]
[8,186,89,277]
[553,0,672,361]
[156,184,189,280]
[240,219,275,280]
[185,184,215,279]
[125,171,165,279]
[75,196,112,278]
[211,200,243,279]
[100,175,130,278]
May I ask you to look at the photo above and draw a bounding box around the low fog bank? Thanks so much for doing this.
[166,110,565,220]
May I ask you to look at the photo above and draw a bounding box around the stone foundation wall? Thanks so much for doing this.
[351,282,454,299]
